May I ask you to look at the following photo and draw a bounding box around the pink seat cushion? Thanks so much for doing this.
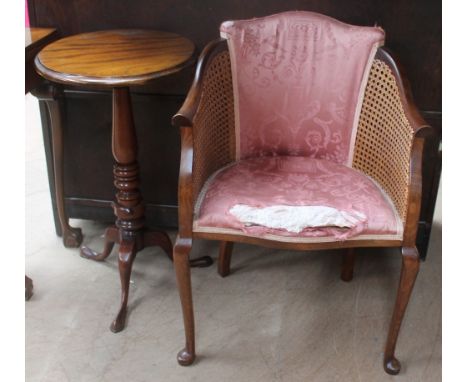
[193,157,402,242]
[220,11,385,164]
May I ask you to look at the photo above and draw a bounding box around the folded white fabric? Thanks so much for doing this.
[229,204,366,233]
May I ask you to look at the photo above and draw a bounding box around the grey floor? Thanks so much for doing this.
[25,95,441,382]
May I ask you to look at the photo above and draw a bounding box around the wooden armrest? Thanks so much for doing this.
[172,38,228,128]
[376,48,433,137]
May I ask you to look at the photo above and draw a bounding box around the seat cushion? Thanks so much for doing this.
[193,156,403,243]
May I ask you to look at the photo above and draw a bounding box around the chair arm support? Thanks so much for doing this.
[172,38,227,128]
[177,127,195,238]
[402,135,425,247]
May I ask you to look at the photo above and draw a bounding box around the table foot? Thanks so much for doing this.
[80,226,118,261]
[62,224,83,248]
[110,306,128,333]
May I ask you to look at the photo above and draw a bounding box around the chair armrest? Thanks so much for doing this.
[376,48,432,136]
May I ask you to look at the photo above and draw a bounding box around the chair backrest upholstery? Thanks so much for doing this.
[220,11,385,165]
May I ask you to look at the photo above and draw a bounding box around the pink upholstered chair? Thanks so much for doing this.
[172,11,432,375]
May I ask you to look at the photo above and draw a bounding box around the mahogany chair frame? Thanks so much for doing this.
[172,38,433,374]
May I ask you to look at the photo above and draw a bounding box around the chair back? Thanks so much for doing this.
[220,11,384,165]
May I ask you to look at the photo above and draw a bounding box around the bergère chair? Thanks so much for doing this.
[171,11,432,375]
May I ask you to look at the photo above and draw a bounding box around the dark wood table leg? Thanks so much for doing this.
[80,226,119,261]
[80,87,212,332]
[33,84,83,248]
[80,87,173,332]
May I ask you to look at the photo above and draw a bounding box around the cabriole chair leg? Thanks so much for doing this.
[174,236,196,366]
[341,248,356,282]
[384,246,420,375]
[218,241,234,277]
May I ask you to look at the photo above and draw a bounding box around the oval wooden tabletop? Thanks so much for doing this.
[35,30,196,87]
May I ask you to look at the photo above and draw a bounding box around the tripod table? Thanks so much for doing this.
[35,29,212,332]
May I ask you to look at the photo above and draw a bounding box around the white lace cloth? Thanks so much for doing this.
[229,204,366,234]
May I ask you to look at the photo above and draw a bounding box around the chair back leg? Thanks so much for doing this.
[384,246,420,375]
[174,236,196,366]
[218,241,234,277]
[341,248,356,282]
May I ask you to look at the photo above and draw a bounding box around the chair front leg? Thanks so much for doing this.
[384,246,419,375]
[174,236,196,366]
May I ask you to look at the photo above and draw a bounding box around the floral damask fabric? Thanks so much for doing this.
[220,11,385,164]
[194,156,402,241]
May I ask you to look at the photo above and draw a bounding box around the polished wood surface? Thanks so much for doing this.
[35,30,196,86]
[171,38,430,372]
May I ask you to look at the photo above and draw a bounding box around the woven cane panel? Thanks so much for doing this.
[352,59,414,223]
[193,50,236,201]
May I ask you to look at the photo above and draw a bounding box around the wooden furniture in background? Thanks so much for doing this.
[27,0,440,260]
[26,27,60,301]
[26,27,58,92]
[171,17,432,373]
[34,30,211,332]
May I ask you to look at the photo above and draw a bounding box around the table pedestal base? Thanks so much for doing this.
[80,228,212,332]
[80,227,172,332]
[80,87,212,333]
